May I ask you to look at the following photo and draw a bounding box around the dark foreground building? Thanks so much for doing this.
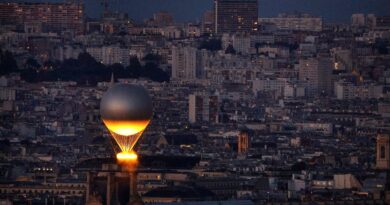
[75,154,201,205]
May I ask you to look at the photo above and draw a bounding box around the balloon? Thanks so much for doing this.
[100,84,152,158]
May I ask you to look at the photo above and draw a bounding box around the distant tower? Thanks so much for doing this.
[238,130,250,154]
[376,133,390,170]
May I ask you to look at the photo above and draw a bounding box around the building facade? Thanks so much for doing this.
[201,10,215,35]
[86,45,130,66]
[259,13,322,32]
[376,133,390,170]
[298,57,333,97]
[214,0,258,34]
[238,130,250,154]
[376,16,390,29]
[0,2,84,34]
[334,80,383,100]
[189,93,219,124]
[171,46,205,80]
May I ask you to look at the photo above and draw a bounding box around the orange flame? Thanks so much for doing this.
[117,151,138,171]
[102,119,150,136]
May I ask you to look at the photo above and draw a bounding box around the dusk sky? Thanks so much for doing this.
[2,0,390,22]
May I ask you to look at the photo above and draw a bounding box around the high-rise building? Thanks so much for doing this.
[0,2,84,34]
[376,16,390,29]
[214,0,258,34]
[351,13,366,27]
[298,57,333,97]
[152,11,173,27]
[238,130,250,154]
[201,10,215,35]
[171,45,205,80]
[188,93,219,124]
[366,14,376,28]
[0,3,23,25]
[351,13,378,28]
[376,133,390,170]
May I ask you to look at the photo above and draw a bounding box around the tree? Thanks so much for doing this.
[19,52,170,84]
[0,139,11,154]
[129,57,141,69]
[128,57,142,78]
[20,67,38,82]
[20,139,31,146]
[25,58,40,70]
[43,60,60,70]
[0,139,10,147]
[291,161,307,171]
[78,52,99,66]
[0,49,18,75]
[141,62,169,82]
[225,44,236,54]
[142,53,161,64]
[92,136,106,144]
[108,63,127,79]
[199,38,222,51]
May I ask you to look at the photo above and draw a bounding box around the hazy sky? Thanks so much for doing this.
[4,0,390,22]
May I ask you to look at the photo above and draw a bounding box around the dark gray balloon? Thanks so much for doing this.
[100,84,153,120]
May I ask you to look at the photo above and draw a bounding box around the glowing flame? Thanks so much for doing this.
[117,151,138,161]
[117,151,138,171]
[102,119,150,136]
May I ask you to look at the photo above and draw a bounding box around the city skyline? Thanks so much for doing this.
[1,0,390,22]
[1,0,390,203]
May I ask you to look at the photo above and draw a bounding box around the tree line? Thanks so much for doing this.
[0,50,170,85]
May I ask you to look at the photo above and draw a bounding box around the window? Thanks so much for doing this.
[381,146,386,159]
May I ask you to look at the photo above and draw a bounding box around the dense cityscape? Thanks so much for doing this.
[0,0,390,204]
